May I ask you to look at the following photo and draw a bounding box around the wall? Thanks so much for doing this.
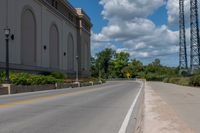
[0,0,8,63]
[0,87,8,95]
[0,0,85,76]
[80,29,91,77]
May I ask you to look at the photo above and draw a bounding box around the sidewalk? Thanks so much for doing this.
[142,82,194,133]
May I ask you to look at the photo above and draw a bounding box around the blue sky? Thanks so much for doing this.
[68,0,182,67]
[148,5,168,27]
[68,0,107,33]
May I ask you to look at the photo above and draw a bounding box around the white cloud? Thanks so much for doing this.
[91,0,182,65]
[167,0,200,25]
[100,0,164,20]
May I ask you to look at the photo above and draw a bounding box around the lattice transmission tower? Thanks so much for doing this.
[179,0,188,69]
[190,0,200,71]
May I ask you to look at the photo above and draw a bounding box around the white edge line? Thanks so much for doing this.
[118,81,144,133]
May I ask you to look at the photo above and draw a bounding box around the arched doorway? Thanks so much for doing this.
[49,24,59,69]
[67,34,74,71]
[21,9,36,66]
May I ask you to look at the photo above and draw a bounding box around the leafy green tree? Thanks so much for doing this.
[112,52,130,78]
[122,66,132,78]
[129,59,143,78]
[96,48,115,79]
[91,57,98,77]
[90,48,179,81]
[153,58,161,66]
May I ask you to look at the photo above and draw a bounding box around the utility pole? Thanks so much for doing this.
[179,0,188,70]
[190,0,200,71]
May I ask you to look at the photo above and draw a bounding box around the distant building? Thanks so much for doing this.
[0,0,92,77]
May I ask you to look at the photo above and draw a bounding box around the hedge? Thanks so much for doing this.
[189,75,200,86]
[0,72,64,85]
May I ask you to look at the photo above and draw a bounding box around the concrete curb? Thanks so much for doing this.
[132,80,145,133]
[0,81,103,96]
[120,80,145,133]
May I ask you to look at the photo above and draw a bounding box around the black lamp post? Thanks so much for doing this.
[4,28,10,83]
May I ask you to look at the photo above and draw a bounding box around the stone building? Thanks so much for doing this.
[0,0,92,77]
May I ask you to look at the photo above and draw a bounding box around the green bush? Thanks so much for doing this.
[145,73,166,81]
[1,72,64,85]
[163,77,169,83]
[189,75,200,86]
[50,71,67,79]
[0,71,5,83]
[10,73,31,85]
[168,77,181,84]
[177,77,190,86]
[163,77,190,86]
[99,78,106,83]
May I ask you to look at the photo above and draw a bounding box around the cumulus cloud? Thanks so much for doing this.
[91,0,182,65]
[167,0,200,25]
[166,0,190,25]
[100,0,164,20]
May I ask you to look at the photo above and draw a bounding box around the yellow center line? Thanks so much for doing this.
[0,88,99,108]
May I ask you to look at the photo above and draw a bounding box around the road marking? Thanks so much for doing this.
[0,88,101,108]
[0,83,127,108]
[118,81,143,133]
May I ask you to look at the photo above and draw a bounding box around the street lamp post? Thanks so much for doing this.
[4,28,11,83]
[75,55,79,83]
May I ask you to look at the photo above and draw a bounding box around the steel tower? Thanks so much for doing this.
[190,0,200,71]
[179,0,188,69]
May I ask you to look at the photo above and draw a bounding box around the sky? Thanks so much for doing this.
[68,0,199,67]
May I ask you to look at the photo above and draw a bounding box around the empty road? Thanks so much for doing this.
[0,81,142,133]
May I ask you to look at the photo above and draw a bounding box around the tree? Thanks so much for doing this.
[112,52,130,78]
[91,48,179,81]
[129,59,143,78]
[152,58,161,66]
[91,57,98,77]
[96,48,115,79]
[122,66,132,78]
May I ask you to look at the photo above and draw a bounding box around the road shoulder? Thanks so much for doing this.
[142,82,194,133]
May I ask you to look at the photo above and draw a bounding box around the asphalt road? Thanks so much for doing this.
[0,81,142,133]
[149,82,200,133]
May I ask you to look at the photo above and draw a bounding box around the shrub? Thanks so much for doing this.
[189,74,200,86]
[0,71,5,83]
[168,77,181,84]
[145,73,166,81]
[50,71,67,79]
[163,77,169,83]
[1,72,64,85]
[177,77,190,86]
[163,77,190,86]
[10,73,31,85]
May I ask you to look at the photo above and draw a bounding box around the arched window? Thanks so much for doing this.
[49,24,59,69]
[21,9,36,66]
[67,33,74,71]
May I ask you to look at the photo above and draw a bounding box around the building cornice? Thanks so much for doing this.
[39,0,92,33]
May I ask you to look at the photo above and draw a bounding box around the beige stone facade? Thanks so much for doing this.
[0,0,92,77]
